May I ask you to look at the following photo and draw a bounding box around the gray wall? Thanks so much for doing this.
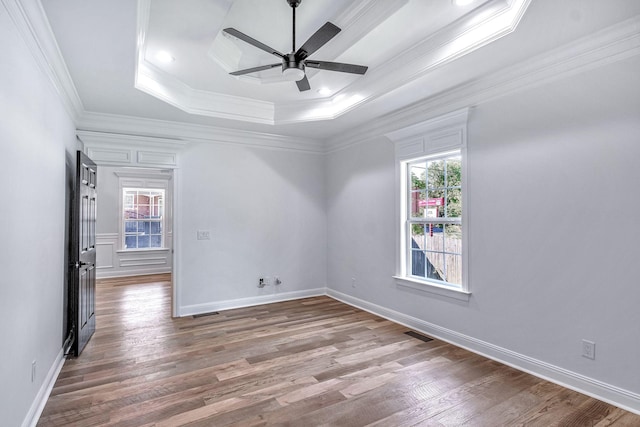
[0,5,79,426]
[326,55,640,397]
[176,142,327,313]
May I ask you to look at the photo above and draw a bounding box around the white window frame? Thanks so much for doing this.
[387,108,470,301]
[122,187,166,250]
[115,171,172,252]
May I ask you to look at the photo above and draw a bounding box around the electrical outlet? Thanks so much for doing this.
[197,230,211,240]
[31,360,36,382]
[351,277,356,288]
[582,339,596,360]
[258,277,265,288]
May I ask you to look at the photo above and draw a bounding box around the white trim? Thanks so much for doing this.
[326,15,640,152]
[27,290,640,425]
[392,109,469,294]
[178,288,326,317]
[2,0,83,123]
[22,349,65,427]
[77,112,326,154]
[393,276,471,301]
[133,0,530,125]
[97,267,172,279]
[326,289,640,416]
[172,168,180,318]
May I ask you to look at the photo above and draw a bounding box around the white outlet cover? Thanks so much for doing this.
[197,230,211,240]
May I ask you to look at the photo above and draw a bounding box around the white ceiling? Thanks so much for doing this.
[39,0,640,141]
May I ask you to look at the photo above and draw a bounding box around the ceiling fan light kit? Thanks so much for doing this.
[223,0,368,92]
[282,54,305,81]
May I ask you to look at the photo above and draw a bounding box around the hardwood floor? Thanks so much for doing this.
[38,275,640,426]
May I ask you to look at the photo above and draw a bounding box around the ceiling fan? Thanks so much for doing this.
[223,0,368,92]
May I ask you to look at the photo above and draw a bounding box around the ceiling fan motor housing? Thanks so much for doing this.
[282,53,305,81]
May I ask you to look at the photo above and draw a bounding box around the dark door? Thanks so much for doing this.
[69,151,97,356]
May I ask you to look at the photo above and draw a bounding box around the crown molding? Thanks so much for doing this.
[136,62,276,125]
[326,14,640,153]
[77,111,326,154]
[134,0,529,126]
[2,0,84,123]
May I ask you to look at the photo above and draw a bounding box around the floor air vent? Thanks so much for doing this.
[405,331,434,342]
[193,312,219,318]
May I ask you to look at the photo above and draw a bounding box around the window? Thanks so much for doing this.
[388,108,469,300]
[123,188,165,249]
[406,152,462,286]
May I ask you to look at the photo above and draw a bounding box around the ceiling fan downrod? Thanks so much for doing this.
[288,0,302,52]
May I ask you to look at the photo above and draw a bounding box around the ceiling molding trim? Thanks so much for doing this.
[78,130,188,151]
[77,111,326,154]
[136,62,276,125]
[276,0,530,124]
[325,14,640,153]
[135,0,275,125]
[3,0,84,123]
[134,0,528,126]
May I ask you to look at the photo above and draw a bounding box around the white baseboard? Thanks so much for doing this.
[22,349,66,427]
[96,267,172,279]
[326,289,640,416]
[178,288,327,317]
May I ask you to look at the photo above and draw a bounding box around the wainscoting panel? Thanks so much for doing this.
[96,233,172,278]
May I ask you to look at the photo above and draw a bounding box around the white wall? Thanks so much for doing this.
[95,166,173,278]
[326,55,640,406]
[176,142,327,314]
[0,4,79,426]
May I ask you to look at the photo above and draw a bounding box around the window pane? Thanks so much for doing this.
[150,221,162,234]
[444,224,462,251]
[427,190,445,217]
[411,250,426,277]
[125,235,137,249]
[124,209,138,219]
[410,165,426,190]
[424,224,444,251]
[427,159,445,189]
[446,188,462,218]
[138,235,150,248]
[425,252,444,281]
[410,191,425,218]
[446,156,462,187]
[125,221,137,233]
[150,235,162,248]
[444,254,462,285]
[410,224,426,250]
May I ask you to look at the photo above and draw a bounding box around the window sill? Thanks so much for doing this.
[393,276,471,301]
[117,248,171,254]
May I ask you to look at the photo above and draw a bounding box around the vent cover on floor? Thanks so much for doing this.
[405,331,434,342]
[192,311,219,318]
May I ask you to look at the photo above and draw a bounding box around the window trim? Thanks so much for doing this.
[115,171,172,252]
[404,151,463,287]
[122,187,166,250]
[386,108,470,300]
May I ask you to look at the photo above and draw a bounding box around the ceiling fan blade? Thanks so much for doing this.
[305,60,368,75]
[230,63,282,76]
[295,22,341,60]
[223,28,286,59]
[296,75,311,92]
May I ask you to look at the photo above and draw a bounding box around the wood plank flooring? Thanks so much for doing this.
[38,275,640,426]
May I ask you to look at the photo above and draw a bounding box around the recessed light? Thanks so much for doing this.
[454,0,474,5]
[155,51,175,64]
[317,87,332,96]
